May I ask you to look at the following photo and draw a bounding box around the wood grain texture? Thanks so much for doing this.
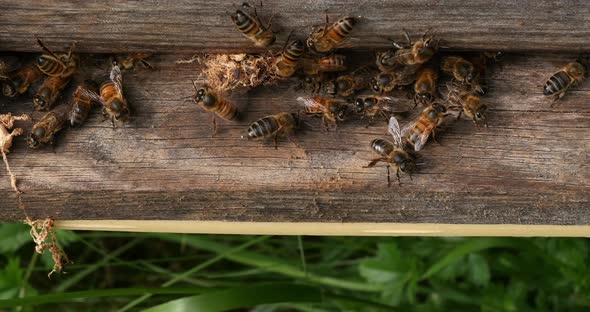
[0,53,588,224]
[1,0,590,53]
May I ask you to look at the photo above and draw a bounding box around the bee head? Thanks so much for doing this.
[291,40,304,51]
[306,38,316,53]
[416,92,433,103]
[432,102,447,113]
[336,78,351,92]
[33,95,47,110]
[111,100,129,121]
[354,98,365,113]
[399,157,416,174]
[234,10,248,24]
[336,104,349,121]
[474,104,488,125]
[27,128,45,148]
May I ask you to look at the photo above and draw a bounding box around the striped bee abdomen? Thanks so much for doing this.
[234,10,258,35]
[327,17,357,43]
[544,71,571,96]
[214,99,239,121]
[371,139,394,157]
[248,116,279,139]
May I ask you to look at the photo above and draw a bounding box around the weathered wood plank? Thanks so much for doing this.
[0,53,588,224]
[1,1,590,53]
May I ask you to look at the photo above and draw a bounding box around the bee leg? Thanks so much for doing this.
[431,130,441,145]
[211,115,217,137]
[387,165,392,187]
[323,117,330,132]
[365,117,373,129]
[456,110,463,120]
[550,92,565,107]
[364,157,385,168]
[402,29,412,46]
[321,11,330,36]
[396,168,402,186]
[273,133,279,150]
[111,117,116,129]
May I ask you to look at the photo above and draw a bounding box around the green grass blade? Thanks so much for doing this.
[156,234,382,293]
[0,287,207,308]
[142,283,322,312]
[421,238,526,280]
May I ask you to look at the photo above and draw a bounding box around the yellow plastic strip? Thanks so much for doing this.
[54,220,590,237]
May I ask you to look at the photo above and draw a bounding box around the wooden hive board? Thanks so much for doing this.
[0,0,589,235]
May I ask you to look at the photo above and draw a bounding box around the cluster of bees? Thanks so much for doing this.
[190,3,588,186]
[0,3,587,191]
[0,38,141,151]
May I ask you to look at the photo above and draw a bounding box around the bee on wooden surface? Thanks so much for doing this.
[191,82,239,134]
[298,95,350,130]
[385,30,438,68]
[115,53,154,70]
[27,105,68,148]
[543,60,587,104]
[231,2,276,47]
[324,71,366,98]
[402,102,448,152]
[3,63,43,97]
[366,117,416,187]
[414,67,438,106]
[355,95,412,126]
[33,75,71,111]
[370,68,417,93]
[272,38,304,78]
[306,15,357,54]
[79,64,130,127]
[302,54,347,76]
[447,83,487,126]
[246,112,299,149]
[69,80,99,127]
[441,56,478,85]
[35,36,77,78]
[297,74,324,94]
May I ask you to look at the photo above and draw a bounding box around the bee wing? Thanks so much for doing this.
[376,96,413,113]
[297,96,328,113]
[388,116,403,147]
[413,123,435,152]
[77,87,105,107]
[110,64,124,97]
[333,37,363,49]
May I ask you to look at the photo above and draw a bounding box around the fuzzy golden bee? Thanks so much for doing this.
[543,61,587,103]
[273,39,304,78]
[441,56,477,84]
[35,37,77,78]
[306,15,357,54]
[246,112,299,149]
[2,63,43,97]
[27,105,68,148]
[80,64,131,127]
[33,75,71,111]
[414,67,438,106]
[382,31,437,68]
[355,95,412,126]
[192,83,239,134]
[69,80,99,127]
[366,117,416,187]
[447,83,488,126]
[402,102,448,152]
[231,2,276,47]
[302,54,346,75]
[298,95,350,129]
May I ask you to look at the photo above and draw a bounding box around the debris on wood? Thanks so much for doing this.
[24,217,72,278]
[0,113,30,194]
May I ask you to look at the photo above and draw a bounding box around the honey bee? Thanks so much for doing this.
[298,95,350,129]
[414,67,438,106]
[366,117,416,187]
[302,54,346,75]
[231,2,276,47]
[27,105,68,148]
[402,102,448,152]
[35,36,77,78]
[2,63,43,97]
[325,73,364,98]
[246,112,299,149]
[297,74,324,94]
[370,68,417,93]
[543,61,587,104]
[191,82,239,134]
[272,39,304,78]
[355,95,412,126]
[447,83,487,126]
[441,56,478,85]
[385,30,437,67]
[69,80,99,127]
[80,64,130,127]
[306,15,357,54]
[115,53,154,70]
[33,75,71,111]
